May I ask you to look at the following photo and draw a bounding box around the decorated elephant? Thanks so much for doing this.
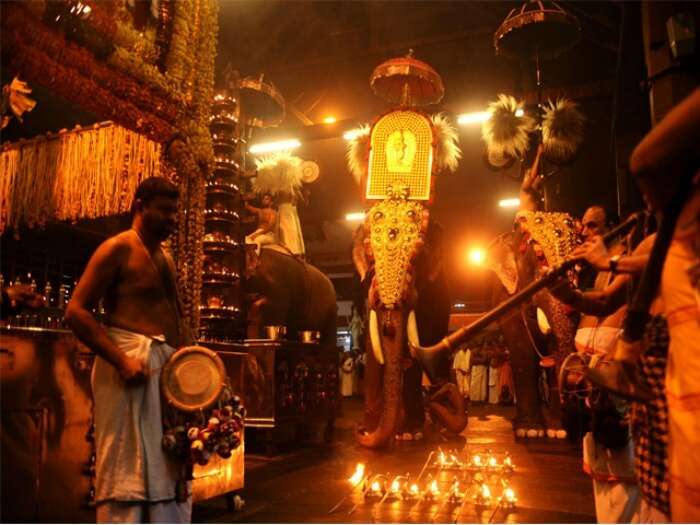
[483,211,580,437]
[352,217,462,447]
[345,54,465,449]
[246,246,337,346]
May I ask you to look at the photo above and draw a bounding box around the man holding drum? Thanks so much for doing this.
[66,177,192,523]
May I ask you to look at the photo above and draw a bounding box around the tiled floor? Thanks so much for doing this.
[193,398,595,523]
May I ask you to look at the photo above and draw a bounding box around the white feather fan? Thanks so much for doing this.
[542,98,585,164]
[481,94,535,163]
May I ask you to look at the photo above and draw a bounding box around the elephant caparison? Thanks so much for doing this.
[353,207,467,449]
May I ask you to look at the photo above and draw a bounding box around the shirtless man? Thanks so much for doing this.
[244,193,278,252]
[66,177,191,524]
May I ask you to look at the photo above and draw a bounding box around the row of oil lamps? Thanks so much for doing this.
[343,452,518,512]
[433,448,515,474]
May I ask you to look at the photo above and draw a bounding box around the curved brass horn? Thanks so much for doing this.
[411,212,643,364]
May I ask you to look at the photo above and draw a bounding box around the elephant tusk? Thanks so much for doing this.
[407,310,420,348]
[369,309,384,365]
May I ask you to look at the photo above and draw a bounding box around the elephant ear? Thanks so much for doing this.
[485,234,518,295]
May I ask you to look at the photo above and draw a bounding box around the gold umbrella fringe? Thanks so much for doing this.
[0,121,163,234]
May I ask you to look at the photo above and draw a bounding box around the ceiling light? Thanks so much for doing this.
[323,116,337,124]
[468,247,485,266]
[457,111,492,125]
[249,139,301,154]
[345,212,365,222]
[498,198,520,208]
[457,108,525,125]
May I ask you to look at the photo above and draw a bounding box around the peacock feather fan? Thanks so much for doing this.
[345,124,370,185]
[481,94,535,165]
[431,113,462,173]
[252,151,303,197]
[542,98,585,164]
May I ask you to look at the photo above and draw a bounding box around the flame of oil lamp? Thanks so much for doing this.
[437,449,448,466]
[348,463,365,486]
[488,455,498,469]
[391,478,401,494]
[429,479,440,497]
[408,483,420,498]
[502,486,517,507]
[371,480,382,493]
[471,454,483,469]
[448,478,464,502]
[474,483,491,506]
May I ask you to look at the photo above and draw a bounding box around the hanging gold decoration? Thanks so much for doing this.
[0,121,164,233]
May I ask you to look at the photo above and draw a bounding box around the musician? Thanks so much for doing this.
[66,177,192,524]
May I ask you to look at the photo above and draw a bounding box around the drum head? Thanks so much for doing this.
[161,346,226,412]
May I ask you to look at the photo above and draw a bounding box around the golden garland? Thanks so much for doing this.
[0,122,162,233]
[515,210,579,267]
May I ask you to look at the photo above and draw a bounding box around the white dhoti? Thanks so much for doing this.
[92,327,191,523]
[278,202,305,256]
[470,365,487,402]
[583,432,641,523]
[245,229,277,255]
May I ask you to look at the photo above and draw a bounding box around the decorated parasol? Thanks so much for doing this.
[494,0,581,62]
[494,1,581,112]
[238,74,286,128]
[370,50,444,107]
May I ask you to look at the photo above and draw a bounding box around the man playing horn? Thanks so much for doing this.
[66,177,192,524]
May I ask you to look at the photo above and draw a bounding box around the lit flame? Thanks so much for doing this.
[488,456,498,468]
[472,454,482,466]
[504,487,516,502]
[348,463,365,485]
[451,480,460,493]
[481,484,491,499]
[503,455,512,467]
[409,483,419,495]
[438,451,447,465]
[430,480,440,495]
[391,479,401,493]
[450,454,460,465]
[371,481,382,493]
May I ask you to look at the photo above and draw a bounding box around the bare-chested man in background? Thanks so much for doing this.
[66,177,191,524]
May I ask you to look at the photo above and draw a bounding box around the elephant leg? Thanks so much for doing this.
[498,308,545,431]
[538,292,577,437]
[398,360,424,435]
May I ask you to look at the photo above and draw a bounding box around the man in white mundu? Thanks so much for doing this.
[66,178,191,523]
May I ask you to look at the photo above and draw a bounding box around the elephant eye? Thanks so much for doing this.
[373,211,384,221]
[406,209,416,220]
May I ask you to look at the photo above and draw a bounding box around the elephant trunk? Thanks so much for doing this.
[358,309,404,448]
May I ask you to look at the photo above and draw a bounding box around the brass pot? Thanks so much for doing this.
[299,330,320,343]
[264,325,287,340]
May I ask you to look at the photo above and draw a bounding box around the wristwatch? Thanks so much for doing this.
[609,254,621,274]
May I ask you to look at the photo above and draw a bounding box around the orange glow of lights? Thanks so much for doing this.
[468,248,485,266]
[370,480,382,493]
[409,483,419,495]
[488,456,498,468]
[481,484,491,499]
[323,116,337,124]
[504,487,516,502]
[391,479,401,493]
[348,463,365,485]
[472,454,483,466]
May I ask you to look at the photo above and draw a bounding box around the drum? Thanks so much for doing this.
[161,346,226,412]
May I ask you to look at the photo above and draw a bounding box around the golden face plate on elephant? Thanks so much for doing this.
[516,210,579,266]
[367,110,433,201]
[368,199,426,307]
